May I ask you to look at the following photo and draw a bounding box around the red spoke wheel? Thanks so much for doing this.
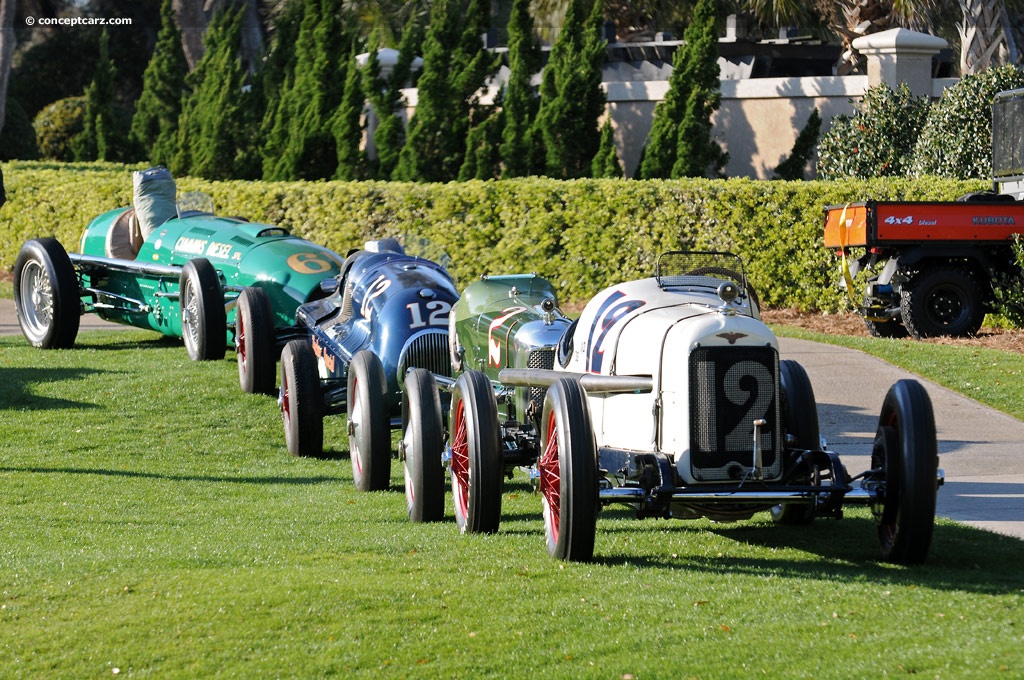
[279,339,323,457]
[449,370,502,534]
[539,378,597,562]
[236,286,276,395]
[402,368,444,522]
[348,350,391,492]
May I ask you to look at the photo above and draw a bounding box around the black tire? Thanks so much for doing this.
[864,317,910,339]
[900,266,984,339]
[348,350,391,492]
[402,368,444,522]
[280,339,323,457]
[236,287,277,395]
[772,360,820,525]
[539,378,598,562]
[180,258,226,361]
[449,370,502,534]
[871,379,938,564]
[13,237,80,349]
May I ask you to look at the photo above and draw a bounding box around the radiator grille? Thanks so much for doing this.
[527,349,555,411]
[689,346,781,481]
[398,330,452,381]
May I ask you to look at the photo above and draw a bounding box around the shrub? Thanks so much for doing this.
[911,64,1024,179]
[817,83,930,180]
[32,97,86,161]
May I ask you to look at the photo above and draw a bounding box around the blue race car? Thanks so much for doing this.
[275,239,459,504]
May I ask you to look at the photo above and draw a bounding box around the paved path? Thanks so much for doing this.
[779,337,1024,540]
[3,297,1022,539]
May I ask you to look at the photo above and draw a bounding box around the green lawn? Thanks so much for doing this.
[1,330,1022,678]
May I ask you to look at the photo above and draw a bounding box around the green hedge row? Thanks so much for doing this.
[0,161,986,312]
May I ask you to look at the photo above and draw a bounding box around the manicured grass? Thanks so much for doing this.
[1,330,1022,677]
[772,325,1024,421]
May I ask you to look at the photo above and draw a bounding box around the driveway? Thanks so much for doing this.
[3,296,1022,539]
[780,337,1024,540]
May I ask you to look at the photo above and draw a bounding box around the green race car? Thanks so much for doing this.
[13,167,343,376]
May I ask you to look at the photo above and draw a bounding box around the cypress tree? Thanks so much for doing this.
[500,0,542,178]
[365,14,423,180]
[530,0,606,179]
[591,118,622,178]
[670,0,726,178]
[773,108,821,180]
[173,7,260,180]
[73,30,123,162]
[263,0,354,181]
[333,47,367,180]
[459,102,503,180]
[130,0,188,167]
[258,0,305,177]
[393,0,493,182]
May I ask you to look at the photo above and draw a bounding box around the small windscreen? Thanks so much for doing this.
[992,89,1024,179]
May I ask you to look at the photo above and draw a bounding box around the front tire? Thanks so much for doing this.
[900,266,984,338]
[13,237,80,349]
[180,258,226,361]
[871,379,938,564]
[348,350,391,492]
[539,378,598,562]
[280,339,323,457]
[449,370,502,534]
[236,287,276,395]
[402,369,444,522]
[772,360,820,525]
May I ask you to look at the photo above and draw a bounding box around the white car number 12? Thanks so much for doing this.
[407,301,451,329]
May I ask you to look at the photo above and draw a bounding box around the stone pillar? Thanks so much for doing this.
[852,28,948,97]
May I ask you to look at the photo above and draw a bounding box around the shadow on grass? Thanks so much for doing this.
[71,332,186,352]
[0,366,108,410]
[585,517,1024,595]
[0,465,342,487]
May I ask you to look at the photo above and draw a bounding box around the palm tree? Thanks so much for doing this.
[958,0,1020,74]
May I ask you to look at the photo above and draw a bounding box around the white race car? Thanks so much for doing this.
[402,251,943,564]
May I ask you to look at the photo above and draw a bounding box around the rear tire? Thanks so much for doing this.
[348,350,391,492]
[13,237,80,349]
[180,258,226,361]
[900,266,984,338]
[871,380,938,564]
[280,339,323,457]
[402,369,444,522]
[449,370,502,534]
[539,378,598,561]
[864,317,909,339]
[772,360,820,525]
[236,287,276,395]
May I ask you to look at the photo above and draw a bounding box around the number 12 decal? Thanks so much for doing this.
[407,300,451,329]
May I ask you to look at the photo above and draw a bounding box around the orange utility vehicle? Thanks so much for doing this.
[824,87,1024,338]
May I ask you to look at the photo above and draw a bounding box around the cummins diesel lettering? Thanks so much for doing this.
[174,236,208,255]
[972,216,1016,225]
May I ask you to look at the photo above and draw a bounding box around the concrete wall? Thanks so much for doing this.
[606,74,959,179]
[394,30,958,181]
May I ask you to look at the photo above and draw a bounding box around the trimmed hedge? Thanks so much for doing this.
[0,161,985,312]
